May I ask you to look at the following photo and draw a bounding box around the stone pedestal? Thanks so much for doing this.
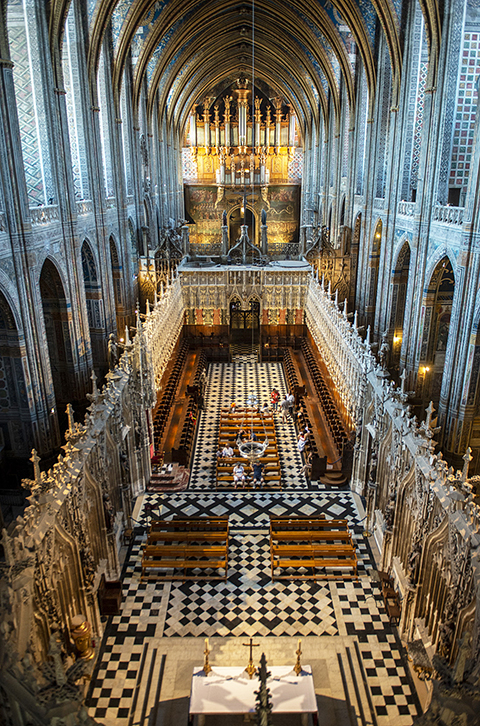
[261,224,268,256]
[221,225,229,255]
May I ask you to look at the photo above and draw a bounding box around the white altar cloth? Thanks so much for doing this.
[189,665,317,715]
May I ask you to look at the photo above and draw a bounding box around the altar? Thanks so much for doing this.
[189,665,318,725]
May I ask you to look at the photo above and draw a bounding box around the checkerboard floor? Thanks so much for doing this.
[87,362,421,725]
[190,361,308,490]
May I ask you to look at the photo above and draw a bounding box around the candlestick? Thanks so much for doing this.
[203,637,212,675]
[294,639,302,675]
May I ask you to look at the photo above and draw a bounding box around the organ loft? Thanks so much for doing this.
[1,0,480,724]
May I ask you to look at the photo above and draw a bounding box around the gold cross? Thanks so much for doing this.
[243,637,260,679]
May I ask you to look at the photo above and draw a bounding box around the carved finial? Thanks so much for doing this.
[136,308,142,331]
[125,325,131,346]
[66,403,75,433]
[400,369,407,394]
[91,370,98,400]
[334,288,338,307]
[462,447,473,483]
[327,280,332,296]
[321,273,324,290]
[353,310,358,329]
[160,281,164,296]
[366,325,371,347]
[154,290,158,307]
[30,449,41,486]
[146,299,150,315]
[343,299,348,318]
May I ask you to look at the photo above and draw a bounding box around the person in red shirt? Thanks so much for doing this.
[271,388,280,411]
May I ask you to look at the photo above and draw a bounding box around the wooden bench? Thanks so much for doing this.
[217,409,282,488]
[270,517,357,580]
[141,516,229,581]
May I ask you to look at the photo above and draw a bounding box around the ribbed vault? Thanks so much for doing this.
[48,0,442,140]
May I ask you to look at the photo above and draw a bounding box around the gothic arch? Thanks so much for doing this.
[228,205,257,248]
[418,255,456,404]
[389,238,411,368]
[39,258,77,413]
[366,218,382,328]
[81,240,105,371]
[0,288,31,456]
[109,235,124,334]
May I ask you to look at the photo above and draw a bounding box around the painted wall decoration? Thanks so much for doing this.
[184,184,300,251]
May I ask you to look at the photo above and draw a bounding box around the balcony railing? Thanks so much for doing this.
[30,205,59,225]
[433,204,464,225]
[76,200,93,215]
[397,201,415,217]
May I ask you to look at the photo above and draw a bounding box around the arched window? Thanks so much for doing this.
[7,0,55,206]
[62,3,90,201]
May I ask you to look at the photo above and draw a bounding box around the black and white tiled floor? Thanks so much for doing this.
[190,361,307,490]
[87,362,421,725]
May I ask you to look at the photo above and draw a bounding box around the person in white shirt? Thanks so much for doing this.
[222,444,234,457]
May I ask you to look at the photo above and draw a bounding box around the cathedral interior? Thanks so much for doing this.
[1,0,480,724]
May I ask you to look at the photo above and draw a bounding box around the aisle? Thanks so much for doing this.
[189,361,308,490]
[86,362,420,726]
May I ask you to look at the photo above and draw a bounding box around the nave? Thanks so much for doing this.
[86,361,420,726]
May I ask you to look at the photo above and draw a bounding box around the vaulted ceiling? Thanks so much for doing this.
[50,0,441,137]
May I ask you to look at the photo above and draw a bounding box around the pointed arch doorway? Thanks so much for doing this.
[229,299,260,346]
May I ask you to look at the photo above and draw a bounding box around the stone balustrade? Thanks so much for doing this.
[433,203,464,224]
[76,199,93,215]
[30,204,60,225]
[143,276,184,390]
[305,274,372,423]
[397,200,415,216]
[305,268,480,660]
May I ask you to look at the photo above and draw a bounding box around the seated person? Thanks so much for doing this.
[252,461,265,487]
[233,463,246,487]
[261,402,271,416]
[238,428,248,441]
[222,444,234,457]
[229,401,237,414]
[297,433,306,453]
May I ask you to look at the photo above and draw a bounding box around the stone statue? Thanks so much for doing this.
[261,208,267,225]
[222,209,227,227]
[378,332,390,369]
[107,333,119,370]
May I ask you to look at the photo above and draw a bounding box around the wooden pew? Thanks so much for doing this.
[141,516,229,581]
[270,517,357,581]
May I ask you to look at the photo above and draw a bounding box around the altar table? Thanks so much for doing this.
[189,665,318,725]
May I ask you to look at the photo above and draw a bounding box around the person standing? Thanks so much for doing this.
[287,391,295,419]
[271,388,280,412]
[297,432,306,453]
[281,395,289,422]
